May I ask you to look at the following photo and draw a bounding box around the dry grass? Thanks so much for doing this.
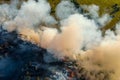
[48,0,120,31]
[76,0,120,31]
[0,0,120,30]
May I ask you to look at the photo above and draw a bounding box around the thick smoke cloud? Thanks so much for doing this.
[3,0,57,44]
[0,2,18,24]
[47,14,102,59]
[79,36,120,80]
[56,0,83,20]
[0,0,120,80]
[56,0,77,20]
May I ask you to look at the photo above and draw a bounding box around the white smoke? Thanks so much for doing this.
[116,22,120,34]
[55,0,77,20]
[3,0,57,44]
[1,0,120,80]
[0,3,18,24]
[98,14,112,27]
[82,4,112,27]
[82,4,99,19]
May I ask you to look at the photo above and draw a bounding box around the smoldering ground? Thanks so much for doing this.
[0,0,120,80]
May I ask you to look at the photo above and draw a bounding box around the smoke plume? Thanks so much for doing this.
[0,0,120,80]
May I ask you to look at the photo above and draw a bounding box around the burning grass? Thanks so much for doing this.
[0,0,120,80]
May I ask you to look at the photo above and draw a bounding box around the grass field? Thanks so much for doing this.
[0,0,120,31]
[48,0,120,31]
[76,0,120,31]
